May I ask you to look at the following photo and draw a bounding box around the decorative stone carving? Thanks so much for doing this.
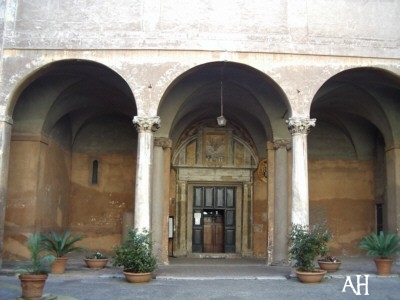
[286,117,316,135]
[273,139,291,150]
[154,137,172,149]
[133,116,161,132]
[257,159,268,182]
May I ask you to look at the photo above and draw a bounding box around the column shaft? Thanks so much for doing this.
[133,116,160,231]
[273,140,290,265]
[152,137,172,263]
[0,115,13,266]
[385,146,400,233]
[287,117,315,226]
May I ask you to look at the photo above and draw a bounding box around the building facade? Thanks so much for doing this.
[0,0,399,265]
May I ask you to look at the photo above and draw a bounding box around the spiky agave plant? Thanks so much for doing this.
[359,231,400,258]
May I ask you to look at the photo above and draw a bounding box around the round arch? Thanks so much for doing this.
[5,59,136,118]
[3,59,139,260]
[309,66,400,255]
[156,61,291,154]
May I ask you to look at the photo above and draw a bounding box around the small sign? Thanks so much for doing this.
[194,212,202,225]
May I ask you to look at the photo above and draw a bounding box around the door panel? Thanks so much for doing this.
[225,210,235,227]
[214,215,224,252]
[203,216,213,252]
[194,187,203,208]
[192,208,203,252]
[215,187,225,208]
[192,186,236,253]
[225,228,235,253]
[203,215,224,253]
[204,187,214,208]
[226,187,235,208]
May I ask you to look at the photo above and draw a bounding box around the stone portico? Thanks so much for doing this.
[0,1,399,266]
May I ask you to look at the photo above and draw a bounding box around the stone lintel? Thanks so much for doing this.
[178,167,252,182]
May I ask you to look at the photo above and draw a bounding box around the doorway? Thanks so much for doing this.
[192,186,236,253]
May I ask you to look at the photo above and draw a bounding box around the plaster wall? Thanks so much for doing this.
[69,116,137,253]
[2,0,398,59]
[252,176,268,257]
[4,137,71,259]
[69,153,135,253]
[309,160,375,256]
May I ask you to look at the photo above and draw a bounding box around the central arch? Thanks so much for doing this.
[157,61,291,258]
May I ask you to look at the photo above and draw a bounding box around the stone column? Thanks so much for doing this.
[152,137,172,263]
[286,117,316,226]
[272,139,290,265]
[242,183,253,256]
[0,115,13,266]
[385,146,400,233]
[133,116,160,231]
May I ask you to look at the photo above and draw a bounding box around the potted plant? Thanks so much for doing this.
[317,255,341,272]
[289,223,331,283]
[113,228,157,283]
[359,231,400,275]
[17,232,55,299]
[42,230,84,274]
[84,251,109,269]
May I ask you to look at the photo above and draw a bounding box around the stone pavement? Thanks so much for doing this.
[0,256,399,300]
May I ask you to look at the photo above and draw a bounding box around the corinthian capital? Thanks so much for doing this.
[133,116,161,133]
[154,137,172,148]
[273,139,291,150]
[286,117,316,135]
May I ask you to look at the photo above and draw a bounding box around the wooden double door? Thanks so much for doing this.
[192,186,236,253]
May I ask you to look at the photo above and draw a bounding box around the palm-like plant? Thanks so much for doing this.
[359,231,400,258]
[18,233,55,274]
[42,230,84,257]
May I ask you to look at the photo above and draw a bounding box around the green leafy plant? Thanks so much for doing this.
[289,223,332,272]
[113,228,157,273]
[359,231,400,258]
[42,230,84,257]
[18,233,55,275]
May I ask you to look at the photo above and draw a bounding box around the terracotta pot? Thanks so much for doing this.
[123,271,152,283]
[317,260,341,272]
[374,258,393,275]
[19,273,48,300]
[51,257,68,274]
[295,269,327,283]
[84,258,108,269]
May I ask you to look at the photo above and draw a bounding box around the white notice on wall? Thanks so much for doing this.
[194,212,202,225]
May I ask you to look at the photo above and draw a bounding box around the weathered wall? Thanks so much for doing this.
[69,153,135,253]
[253,175,268,257]
[69,115,137,253]
[4,137,71,259]
[3,0,398,59]
[309,160,375,256]
[4,108,137,259]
